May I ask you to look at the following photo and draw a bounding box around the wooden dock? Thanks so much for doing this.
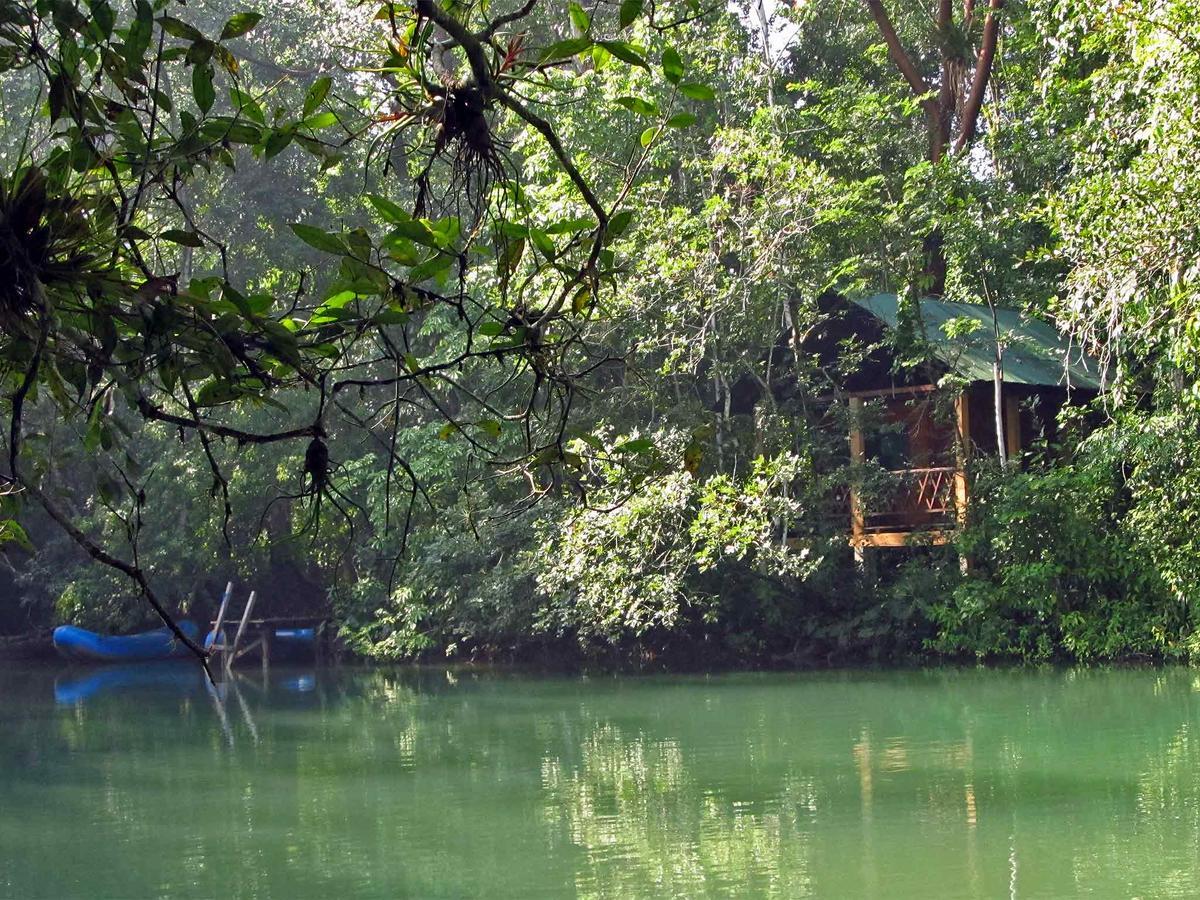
[207,584,329,671]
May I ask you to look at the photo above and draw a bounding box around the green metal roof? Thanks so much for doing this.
[852,293,1103,390]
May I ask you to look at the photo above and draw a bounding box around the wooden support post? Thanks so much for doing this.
[953,391,971,520]
[954,391,972,573]
[208,581,233,652]
[227,590,257,672]
[848,396,867,567]
[1004,393,1021,466]
[261,631,270,673]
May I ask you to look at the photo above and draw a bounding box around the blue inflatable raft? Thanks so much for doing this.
[52,621,201,662]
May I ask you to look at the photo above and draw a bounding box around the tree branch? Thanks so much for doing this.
[954,0,1003,154]
[22,477,213,679]
[136,396,320,445]
[479,0,538,41]
[414,0,608,226]
[864,0,931,96]
[6,289,212,678]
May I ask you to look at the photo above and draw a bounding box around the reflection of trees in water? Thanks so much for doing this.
[541,720,818,898]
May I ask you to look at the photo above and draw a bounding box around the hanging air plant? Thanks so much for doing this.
[411,77,510,219]
[0,167,98,324]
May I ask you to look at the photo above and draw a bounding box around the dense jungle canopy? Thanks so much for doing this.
[2,0,1199,664]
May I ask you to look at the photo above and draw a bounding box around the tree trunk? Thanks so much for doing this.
[988,298,1007,466]
[864,0,1005,296]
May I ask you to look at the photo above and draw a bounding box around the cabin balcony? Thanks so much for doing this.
[852,465,959,548]
[846,388,966,551]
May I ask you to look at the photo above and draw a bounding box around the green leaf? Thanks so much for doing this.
[158,15,203,41]
[192,64,215,113]
[598,40,649,70]
[186,38,215,65]
[366,193,409,224]
[151,89,173,114]
[384,234,422,266]
[214,45,239,75]
[607,209,635,239]
[568,1,590,32]
[322,290,357,310]
[540,37,593,63]
[499,236,525,276]
[545,217,594,235]
[615,95,658,117]
[0,520,34,553]
[374,308,410,326]
[393,221,442,249]
[220,12,262,40]
[662,47,684,84]
[124,0,153,68]
[571,285,592,315]
[529,228,555,257]
[90,0,115,37]
[263,128,294,159]
[679,82,715,101]
[428,217,460,250]
[409,252,455,283]
[665,112,696,128]
[229,86,264,123]
[478,321,504,337]
[303,75,332,117]
[223,121,263,144]
[301,111,338,130]
[195,379,241,406]
[616,437,654,454]
[639,125,657,147]
[290,223,348,255]
[160,229,203,247]
[619,0,644,29]
[83,403,103,453]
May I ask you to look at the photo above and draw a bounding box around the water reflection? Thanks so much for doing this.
[2,666,1200,897]
[54,662,206,705]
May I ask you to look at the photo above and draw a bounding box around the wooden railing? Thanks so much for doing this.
[863,465,956,532]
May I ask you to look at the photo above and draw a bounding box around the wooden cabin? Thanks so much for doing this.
[805,293,1103,553]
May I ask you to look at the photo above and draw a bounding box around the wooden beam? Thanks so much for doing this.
[208,616,328,628]
[850,530,952,548]
[844,384,939,400]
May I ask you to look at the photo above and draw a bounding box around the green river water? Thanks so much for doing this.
[2,664,1199,898]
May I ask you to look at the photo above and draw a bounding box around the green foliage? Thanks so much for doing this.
[934,457,1183,662]
[1083,412,1200,614]
[535,451,822,650]
[1042,0,1200,396]
[4,0,1200,674]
